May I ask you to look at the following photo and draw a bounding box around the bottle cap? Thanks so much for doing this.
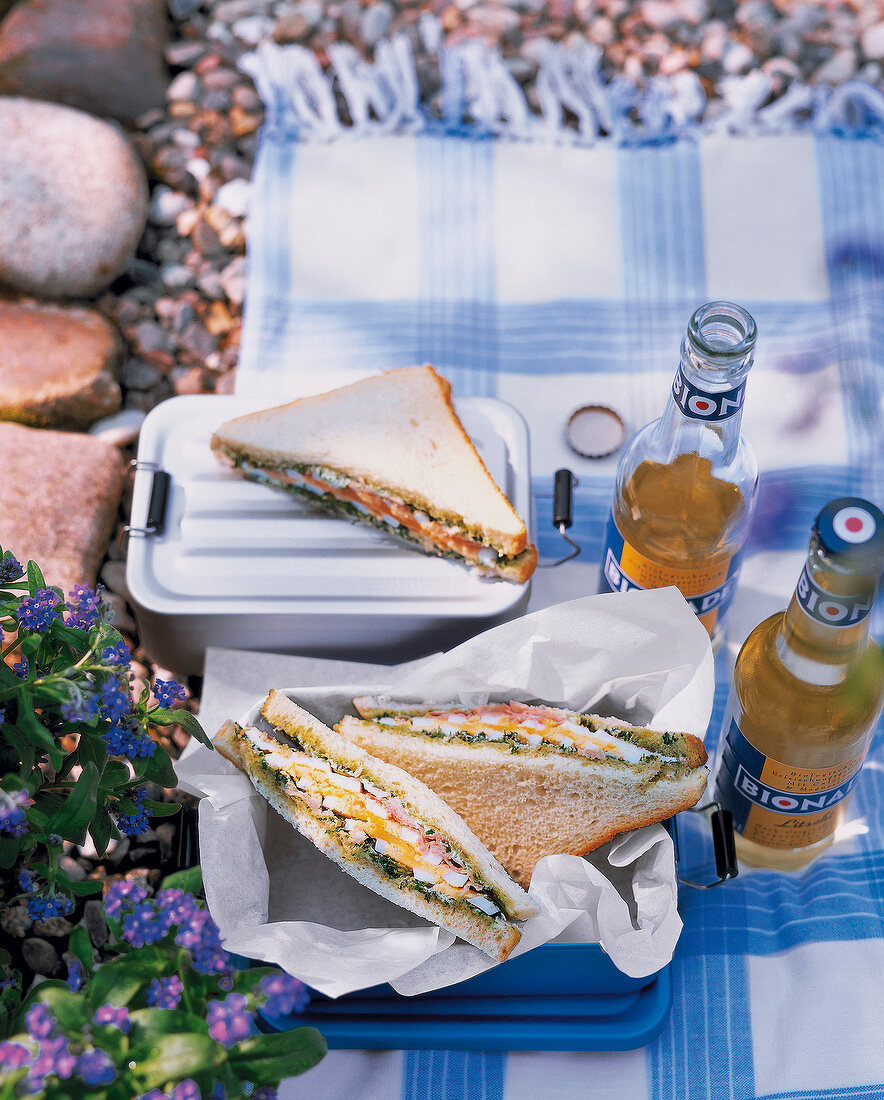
[814,498,884,562]
[566,405,626,459]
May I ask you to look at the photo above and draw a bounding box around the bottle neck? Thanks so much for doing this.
[656,349,751,463]
[776,548,878,685]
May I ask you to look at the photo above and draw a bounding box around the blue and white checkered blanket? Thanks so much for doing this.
[235,39,884,1100]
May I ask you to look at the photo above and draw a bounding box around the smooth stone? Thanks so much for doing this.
[0,301,123,430]
[219,256,247,305]
[0,422,126,594]
[214,177,251,218]
[0,904,32,937]
[0,0,170,125]
[82,900,109,949]
[861,22,884,62]
[0,98,148,298]
[149,185,193,226]
[22,938,58,976]
[100,559,133,602]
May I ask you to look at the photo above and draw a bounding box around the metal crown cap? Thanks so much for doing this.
[814,498,884,562]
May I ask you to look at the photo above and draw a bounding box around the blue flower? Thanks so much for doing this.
[153,678,187,708]
[92,1004,131,1033]
[175,909,231,975]
[121,901,167,948]
[155,888,199,927]
[76,1048,116,1086]
[253,1089,278,1100]
[0,554,23,583]
[17,869,33,893]
[26,894,73,923]
[116,787,150,837]
[64,584,102,630]
[207,993,253,1047]
[25,1003,54,1040]
[97,674,133,722]
[28,1035,77,1090]
[171,1079,201,1100]
[104,879,149,919]
[0,790,30,837]
[100,639,131,667]
[66,958,84,993]
[16,587,61,633]
[260,972,310,1017]
[102,720,156,759]
[0,1041,30,1069]
[12,656,28,679]
[146,975,184,1010]
[61,691,100,724]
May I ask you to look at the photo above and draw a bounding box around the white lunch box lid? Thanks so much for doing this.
[126,394,534,620]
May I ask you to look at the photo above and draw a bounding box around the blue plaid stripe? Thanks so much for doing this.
[239,115,884,1097]
[402,1051,505,1100]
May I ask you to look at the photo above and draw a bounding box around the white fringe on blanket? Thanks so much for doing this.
[239,24,884,145]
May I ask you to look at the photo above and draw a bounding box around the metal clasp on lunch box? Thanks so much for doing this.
[120,460,172,546]
[668,801,738,889]
[537,469,581,567]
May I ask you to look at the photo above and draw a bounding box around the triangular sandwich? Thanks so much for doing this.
[210,365,537,583]
[214,690,539,962]
[336,697,709,888]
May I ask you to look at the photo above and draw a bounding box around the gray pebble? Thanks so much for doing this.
[167,70,200,102]
[83,900,109,949]
[168,0,205,20]
[34,916,74,938]
[162,263,197,289]
[148,185,192,227]
[219,255,247,305]
[122,358,165,390]
[100,559,133,602]
[22,938,59,976]
[58,855,87,882]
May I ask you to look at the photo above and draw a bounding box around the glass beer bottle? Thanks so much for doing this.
[598,301,759,647]
[712,498,884,870]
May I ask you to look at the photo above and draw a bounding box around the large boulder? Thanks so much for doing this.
[0,98,148,298]
[0,0,170,125]
[0,422,126,594]
[0,300,123,429]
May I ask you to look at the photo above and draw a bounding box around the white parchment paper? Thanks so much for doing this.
[176,587,713,998]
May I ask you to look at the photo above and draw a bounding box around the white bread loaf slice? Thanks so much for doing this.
[336,701,709,888]
[213,691,538,962]
[210,365,536,578]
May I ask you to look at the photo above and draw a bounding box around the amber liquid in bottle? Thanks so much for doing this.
[712,502,884,870]
[612,452,747,636]
[598,302,758,647]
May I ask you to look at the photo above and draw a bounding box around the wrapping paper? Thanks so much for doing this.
[176,587,713,997]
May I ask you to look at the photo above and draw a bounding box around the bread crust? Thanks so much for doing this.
[211,693,538,961]
[336,710,708,888]
[210,365,533,560]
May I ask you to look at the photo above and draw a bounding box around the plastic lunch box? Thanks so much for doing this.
[125,394,533,675]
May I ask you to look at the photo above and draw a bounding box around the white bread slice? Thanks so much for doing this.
[213,691,538,962]
[210,365,532,561]
[336,704,708,888]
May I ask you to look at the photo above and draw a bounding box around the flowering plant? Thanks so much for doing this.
[0,869,326,1097]
[0,545,210,925]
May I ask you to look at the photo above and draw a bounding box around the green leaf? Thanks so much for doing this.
[100,760,131,789]
[228,1027,327,1083]
[89,804,117,858]
[1,723,35,775]
[14,693,56,756]
[68,925,94,973]
[86,948,175,1013]
[149,707,213,749]
[159,865,203,895]
[130,1033,226,1090]
[128,1007,207,1038]
[48,623,90,649]
[143,799,181,819]
[18,981,88,1035]
[230,966,280,995]
[78,734,109,778]
[136,747,178,789]
[65,878,103,896]
[0,835,23,870]
[26,560,47,595]
[48,761,99,845]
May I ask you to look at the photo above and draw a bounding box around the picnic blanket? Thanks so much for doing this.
[234,37,884,1100]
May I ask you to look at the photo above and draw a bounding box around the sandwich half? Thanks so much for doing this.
[213,690,538,962]
[336,698,709,888]
[210,365,537,583]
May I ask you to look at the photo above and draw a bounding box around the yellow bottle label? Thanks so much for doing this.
[713,702,868,850]
[598,513,741,635]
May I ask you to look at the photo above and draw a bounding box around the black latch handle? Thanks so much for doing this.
[711,806,739,883]
[553,468,575,530]
[121,461,172,544]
